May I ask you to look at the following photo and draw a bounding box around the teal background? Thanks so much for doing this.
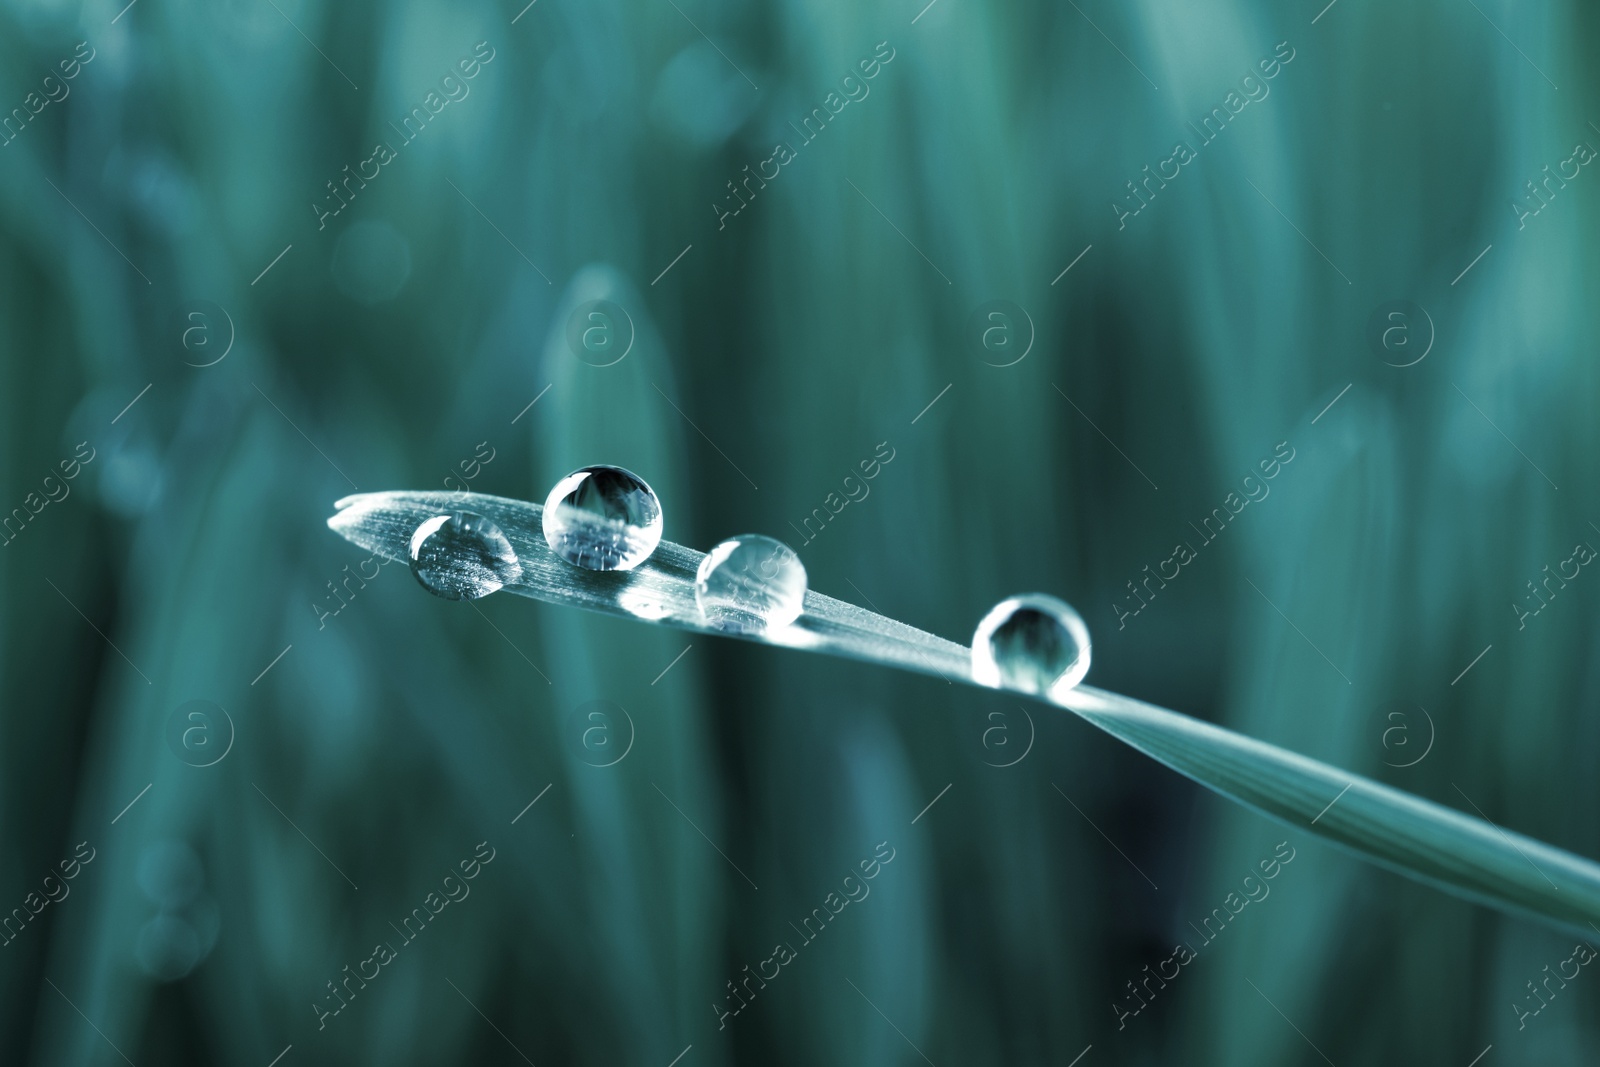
[2,0,1599,1063]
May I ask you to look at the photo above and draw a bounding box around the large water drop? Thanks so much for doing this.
[970,593,1091,697]
[409,511,521,600]
[541,465,663,571]
[695,534,807,632]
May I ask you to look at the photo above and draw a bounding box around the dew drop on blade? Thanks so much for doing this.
[970,593,1091,697]
[408,511,521,600]
[541,464,663,572]
[695,534,807,633]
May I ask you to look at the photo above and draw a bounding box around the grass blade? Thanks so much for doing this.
[330,489,1600,938]
[329,490,972,678]
[1062,687,1600,936]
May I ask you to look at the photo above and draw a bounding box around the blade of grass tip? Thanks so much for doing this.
[330,489,1600,939]
[327,490,972,680]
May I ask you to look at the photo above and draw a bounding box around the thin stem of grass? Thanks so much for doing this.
[330,489,1600,938]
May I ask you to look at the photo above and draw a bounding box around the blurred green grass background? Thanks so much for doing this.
[2,0,1599,1063]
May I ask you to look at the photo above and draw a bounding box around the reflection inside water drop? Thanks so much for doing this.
[695,534,807,633]
[409,511,521,600]
[541,465,663,572]
[970,593,1091,698]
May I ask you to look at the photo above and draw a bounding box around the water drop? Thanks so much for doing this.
[409,511,521,600]
[618,589,673,621]
[136,914,204,982]
[541,465,663,571]
[970,593,1091,697]
[695,534,807,632]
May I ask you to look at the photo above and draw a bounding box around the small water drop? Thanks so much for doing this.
[618,588,673,621]
[695,534,807,632]
[971,593,1091,697]
[135,914,204,982]
[542,465,663,571]
[409,511,521,600]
